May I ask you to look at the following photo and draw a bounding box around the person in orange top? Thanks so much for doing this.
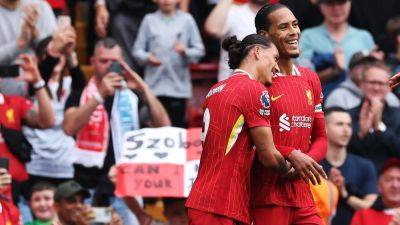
[310,179,339,225]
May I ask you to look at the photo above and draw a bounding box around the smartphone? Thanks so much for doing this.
[108,61,123,75]
[57,15,71,28]
[0,158,9,170]
[0,65,21,78]
[92,207,112,224]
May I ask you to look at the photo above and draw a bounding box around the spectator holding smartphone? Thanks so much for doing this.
[54,180,122,225]
[0,54,54,207]
[133,0,205,127]
[0,0,57,96]
[22,15,86,191]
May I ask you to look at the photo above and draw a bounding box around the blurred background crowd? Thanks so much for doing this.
[1,0,400,225]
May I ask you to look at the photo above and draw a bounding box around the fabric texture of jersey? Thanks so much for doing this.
[251,66,325,208]
[186,72,271,224]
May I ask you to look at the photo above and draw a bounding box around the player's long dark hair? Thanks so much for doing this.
[255,3,288,33]
[222,34,273,69]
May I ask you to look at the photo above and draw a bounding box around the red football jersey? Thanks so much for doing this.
[186,71,271,224]
[0,94,33,182]
[251,66,325,208]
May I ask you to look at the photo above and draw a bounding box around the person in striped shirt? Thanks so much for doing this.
[251,3,328,225]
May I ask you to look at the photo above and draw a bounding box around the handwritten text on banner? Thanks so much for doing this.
[116,127,202,197]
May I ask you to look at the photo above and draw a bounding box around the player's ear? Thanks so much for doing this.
[254,46,261,60]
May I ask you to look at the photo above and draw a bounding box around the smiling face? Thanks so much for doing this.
[30,190,56,221]
[55,194,86,224]
[266,7,301,59]
[360,66,391,102]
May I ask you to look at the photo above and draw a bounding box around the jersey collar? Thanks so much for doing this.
[273,65,301,77]
[233,69,254,80]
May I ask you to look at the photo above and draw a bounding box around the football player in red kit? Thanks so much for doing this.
[251,3,328,225]
[186,34,289,225]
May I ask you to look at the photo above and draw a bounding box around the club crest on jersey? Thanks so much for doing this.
[306,90,313,105]
[6,109,15,123]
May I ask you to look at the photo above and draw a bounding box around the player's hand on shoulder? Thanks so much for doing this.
[287,150,327,185]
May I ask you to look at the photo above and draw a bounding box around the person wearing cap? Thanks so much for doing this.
[346,61,400,171]
[322,107,378,225]
[54,180,92,225]
[54,180,122,225]
[299,0,375,97]
[325,52,400,109]
[351,158,400,225]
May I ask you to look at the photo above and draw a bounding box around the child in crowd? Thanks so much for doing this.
[133,0,205,128]
[26,182,56,225]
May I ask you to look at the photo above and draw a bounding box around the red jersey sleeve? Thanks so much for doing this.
[302,68,327,161]
[240,82,271,128]
[309,70,324,119]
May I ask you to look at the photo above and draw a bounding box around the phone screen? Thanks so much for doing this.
[0,158,9,170]
[0,65,20,78]
[92,207,112,224]
[108,61,123,75]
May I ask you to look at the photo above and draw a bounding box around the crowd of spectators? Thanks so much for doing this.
[0,0,400,225]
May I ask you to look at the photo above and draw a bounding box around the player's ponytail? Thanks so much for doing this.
[222,34,273,69]
[222,36,243,70]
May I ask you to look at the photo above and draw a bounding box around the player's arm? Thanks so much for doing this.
[307,71,328,162]
[306,117,327,162]
[250,126,288,174]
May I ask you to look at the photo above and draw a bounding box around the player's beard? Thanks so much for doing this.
[290,52,300,58]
